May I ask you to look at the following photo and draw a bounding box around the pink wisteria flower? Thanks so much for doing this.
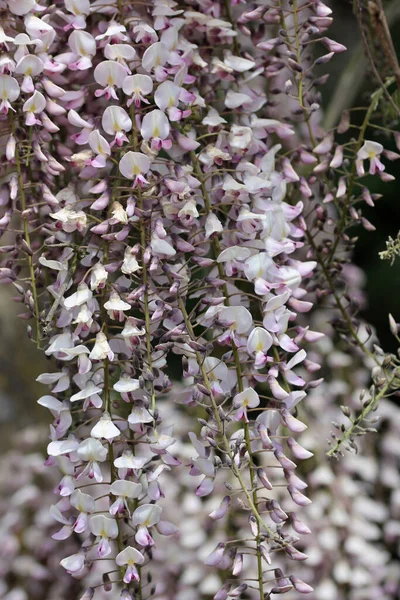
[1,1,398,599]
[116,547,145,584]
[357,140,385,175]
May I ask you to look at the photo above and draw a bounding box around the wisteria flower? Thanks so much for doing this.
[91,412,121,442]
[233,388,260,422]
[123,73,153,107]
[70,489,95,533]
[141,109,171,151]
[14,54,44,93]
[116,546,145,584]
[67,30,96,70]
[132,504,162,547]
[102,105,132,146]
[89,331,114,361]
[0,75,20,113]
[77,438,107,482]
[94,60,127,99]
[119,151,151,187]
[357,140,385,175]
[89,515,118,557]
[64,0,91,29]
[60,552,86,577]
[109,480,142,516]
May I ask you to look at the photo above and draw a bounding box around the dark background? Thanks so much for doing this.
[325,0,400,351]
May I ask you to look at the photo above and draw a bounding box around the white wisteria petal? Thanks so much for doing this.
[141,109,170,141]
[91,412,121,441]
[122,247,140,274]
[89,331,114,361]
[119,151,151,179]
[205,213,223,238]
[88,130,111,157]
[233,388,260,409]
[23,90,46,114]
[68,31,96,57]
[0,75,20,102]
[15,54,44,76]
[64,283,92,309]
[24,15,54,37]
[202,107,227,126]
[60,552,85,575]
[217,246,251,263]
[102,105,132,136]
[357,140,384,160]
[105,292,130,312]
[116,546,144,566]
[48,439,79,457]
[70,489,95,514]
[95,21,127,41]
[150,233,176,257]
[224,54,256,72]
[8,0,35,16]
[142,42,169,71]
[154,80,181,110]
[37,395,64,412]
[128,406,153,424]
[89,515,118,538]
[132,504,162,527]
[114,451,148,470]
[70,381,102,402]
[65,0,91,16]
[68,109,92,129]
[77,438,108,463]
[247,327,273,355]
[204,357,228,382]
[110,480,142,499]
[225,90,252,108]
[123,74,153,98]
[94,60,127,88]
[219,306,253,334]
[104,43,137,61]
[113,375,140,393]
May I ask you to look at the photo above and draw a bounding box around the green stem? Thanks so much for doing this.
[305,230,379,365]
[326,80,393,266]
[130,106,156,417]
[174,288,287,548]
[223,0,240,54]
[10,114,40,347]
[326,375,395,457]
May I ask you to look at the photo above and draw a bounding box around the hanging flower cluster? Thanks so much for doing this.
[0,0,399,599]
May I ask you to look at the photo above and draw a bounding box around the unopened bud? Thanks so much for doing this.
[389,314,399,336]
[103,572,112,591]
